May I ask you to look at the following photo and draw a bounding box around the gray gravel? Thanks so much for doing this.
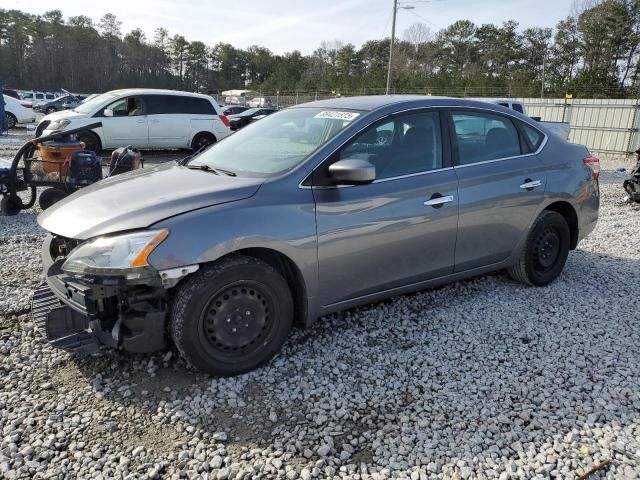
[1,161,639,478]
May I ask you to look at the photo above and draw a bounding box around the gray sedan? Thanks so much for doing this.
[34,96,600,376]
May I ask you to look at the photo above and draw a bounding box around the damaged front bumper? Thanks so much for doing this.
[32,235,171,355]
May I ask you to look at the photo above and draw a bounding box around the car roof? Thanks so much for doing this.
[106,88,214,100]
[294,95,514,112]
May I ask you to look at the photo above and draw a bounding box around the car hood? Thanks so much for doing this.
[38,162,263,240]
[41,109,86,123]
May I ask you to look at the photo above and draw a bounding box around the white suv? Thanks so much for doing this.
[37,89,232,152]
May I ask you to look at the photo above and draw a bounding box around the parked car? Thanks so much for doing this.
[2,94,36,129]
[492,100,571,140]
[222,105,249,116]
[21,91,58,104]
[228,107,277,130]
[2,88,22,100]
[33,96,600,375]
[62,93,98,110]
[247,96,272,108]
[36,89,232,152]
[34,94,86,114]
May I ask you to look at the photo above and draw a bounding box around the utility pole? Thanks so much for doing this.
[386,1,415,95]
[386,0,398,95]
[541,44,547,100]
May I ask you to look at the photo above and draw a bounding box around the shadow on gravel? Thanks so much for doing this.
[62,249,640,474]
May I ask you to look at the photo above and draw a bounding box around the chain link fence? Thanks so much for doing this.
[210,89,640,156]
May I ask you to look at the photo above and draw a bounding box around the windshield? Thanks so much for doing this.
[189,107,362,177]
[74,92,117,114]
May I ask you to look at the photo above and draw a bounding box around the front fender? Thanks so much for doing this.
[147,184,319,318]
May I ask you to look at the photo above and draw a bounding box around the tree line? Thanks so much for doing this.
[1,1,640,98]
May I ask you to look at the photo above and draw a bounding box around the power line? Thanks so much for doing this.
[405,7,442,30]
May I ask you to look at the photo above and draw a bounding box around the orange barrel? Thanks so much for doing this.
[38,141,85,175]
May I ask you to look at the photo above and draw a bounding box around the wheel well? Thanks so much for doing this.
[544,201,579,249]
[222,248,308,326]
[78,130,102,150]
[193,131,217,142]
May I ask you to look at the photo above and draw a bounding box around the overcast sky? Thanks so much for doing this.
[9,0,575,54]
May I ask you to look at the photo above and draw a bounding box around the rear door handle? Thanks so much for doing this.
[424,195,455,207]
[520,180,542,190]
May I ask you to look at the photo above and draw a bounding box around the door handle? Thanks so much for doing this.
[136,119,146,124]
[520,179,543,190]
[424,195,455,207]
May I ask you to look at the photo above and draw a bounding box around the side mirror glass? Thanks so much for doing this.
[104,108,114,117]
[328,159,376,185]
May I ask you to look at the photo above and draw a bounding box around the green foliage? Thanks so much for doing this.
[1,2,640,98]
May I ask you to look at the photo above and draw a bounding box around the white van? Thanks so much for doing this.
[37,89,232,152]
[3,94,36,129]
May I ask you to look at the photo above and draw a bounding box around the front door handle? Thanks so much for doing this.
[520,179,542,190]
[136,119,146,124]
[424,195,455,208]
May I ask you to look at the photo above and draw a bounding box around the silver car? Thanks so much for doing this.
[33,96,600,376]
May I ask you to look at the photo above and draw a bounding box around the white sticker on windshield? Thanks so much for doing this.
[314,111,360,121]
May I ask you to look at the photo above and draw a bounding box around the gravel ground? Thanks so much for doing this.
[1,130,640,479]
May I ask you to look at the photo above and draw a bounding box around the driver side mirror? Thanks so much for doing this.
[328,159,376,185]
[104,108,114,117]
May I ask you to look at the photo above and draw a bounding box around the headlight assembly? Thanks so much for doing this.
[62,229,169,276]
[47,119,71,131]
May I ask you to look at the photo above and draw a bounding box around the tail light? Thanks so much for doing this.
[583,156,600,180]
[219,115,231,128]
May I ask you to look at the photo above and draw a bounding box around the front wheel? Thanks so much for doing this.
[45,107,57,114]
[170,256,293,376]
[77,130,101,154]
[508,211,570,286]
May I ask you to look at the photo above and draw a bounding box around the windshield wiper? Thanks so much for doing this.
[186,164,220,175]
[214,167,237,177]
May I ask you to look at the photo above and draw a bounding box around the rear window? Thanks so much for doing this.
[145,95,216,115]
[521,123,545,150]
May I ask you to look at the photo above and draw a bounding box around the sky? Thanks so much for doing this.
[8,0,576,54]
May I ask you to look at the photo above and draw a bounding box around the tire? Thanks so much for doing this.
[1,195,21,216]
[508,211,571,286]
[191,132,216,152]
[5,113,17,130]
[39,188,68,210]
[170,256,293,376]
[45,107,57,114]
[77,130,101,154]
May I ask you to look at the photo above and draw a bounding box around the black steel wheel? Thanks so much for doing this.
[77,130,101,153]
[170,256,293,376]
[191,132,216,152]
[508,211,570,286]
[5,113,17,130]
[39,188,68,210]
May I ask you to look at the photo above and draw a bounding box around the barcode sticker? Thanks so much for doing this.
[314,111,360,121]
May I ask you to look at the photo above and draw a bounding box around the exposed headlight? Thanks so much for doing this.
[47,119,71,131]
[62,230,169,276]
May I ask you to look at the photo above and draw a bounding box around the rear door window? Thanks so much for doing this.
[145,95,216,115]
[452,111,523,164]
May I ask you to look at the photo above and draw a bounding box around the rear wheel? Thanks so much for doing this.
[45,107,57,115]
[170,256,293,376]
[508,211,570,286]
[5,113,17,130]
[191,132,216,152]
[77,130,101,154]
[39,188,68,210]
